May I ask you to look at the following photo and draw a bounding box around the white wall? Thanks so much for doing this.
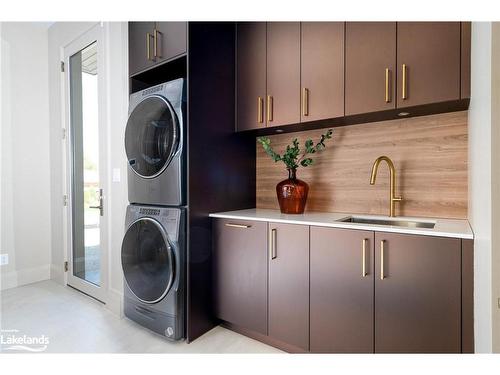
[469,21,500,353]
[0,23,52,289]
[47,22,128,315]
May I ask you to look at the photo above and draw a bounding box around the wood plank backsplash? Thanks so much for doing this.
[256,111,468,219]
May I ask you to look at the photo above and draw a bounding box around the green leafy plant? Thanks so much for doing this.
[257,129,333,170]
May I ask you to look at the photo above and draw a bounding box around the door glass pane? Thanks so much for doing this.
[125,97,179,178]
[70,41,101,286]
[121,219,174,303]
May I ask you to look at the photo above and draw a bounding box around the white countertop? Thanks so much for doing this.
[209,208,473,239]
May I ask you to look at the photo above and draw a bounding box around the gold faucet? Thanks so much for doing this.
[370,156,403,217]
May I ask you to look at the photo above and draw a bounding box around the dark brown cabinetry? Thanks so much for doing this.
[268,222,309,350]
[374,232,461,353]
[212,219,268,335]
[128,22,187,77]
[236,22,267,131]
[301,22,344,122]
[345,22,397,115]
[310,227,374,353]
[396,22,461,108]
[266,22,301,127]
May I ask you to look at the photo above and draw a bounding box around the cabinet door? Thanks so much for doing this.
[154,22,187,63]
[345,22,396,115]
[266,22,301,127]
[268,222,309,350]
[301,22,344,122]
[374,232,461,353]
[236,22,267,132]
[129,22,156,76]
[396,22,461,107]
[310,227,374,353]
[212,219,268,335]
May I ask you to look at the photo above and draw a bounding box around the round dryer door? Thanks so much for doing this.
[125,95,179,178]
[121,217,175,304]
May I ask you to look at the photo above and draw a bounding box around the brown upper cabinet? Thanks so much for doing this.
[266,22,301,127]
[301,22,345,122]
[268,222,309,351]
[236,22,267,131]
[396,22,461,107]
[128,22,187,77]
[345,22,397,116]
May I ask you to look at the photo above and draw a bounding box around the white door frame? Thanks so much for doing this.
[62,23,109,303]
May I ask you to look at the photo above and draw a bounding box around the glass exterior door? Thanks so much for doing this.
[65,24,107,302]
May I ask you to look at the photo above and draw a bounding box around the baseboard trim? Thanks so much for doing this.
[1,264,50,290]
[220,321,306,353]
[106,287,123,318]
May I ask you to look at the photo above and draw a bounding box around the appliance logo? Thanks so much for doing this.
[0,329,50,352]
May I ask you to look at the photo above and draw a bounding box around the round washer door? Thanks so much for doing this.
[121,217,175,304]
[125,95,179,178]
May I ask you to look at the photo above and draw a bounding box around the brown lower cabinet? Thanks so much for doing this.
[212,218,472,353]
[310,227,374,353]
[212,219,268,335]
[374,232,461,353]
[268,222,309,350]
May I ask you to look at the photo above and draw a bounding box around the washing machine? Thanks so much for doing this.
[121,205,185,340]
[125,78,185,206]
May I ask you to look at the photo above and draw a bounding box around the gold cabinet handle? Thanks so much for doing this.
[385,68,391,103]
[225,223,252,229]
[402,64,407,100]
[267,95,273,122]
[302,88,309,116]
[269,228,277,260]
[362,238,368,277]
[380,240,385,280]
[257,96,264,124]
[153,28,162,58]
[146,32,154,61]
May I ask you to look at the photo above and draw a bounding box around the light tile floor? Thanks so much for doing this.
[0,280,282,353]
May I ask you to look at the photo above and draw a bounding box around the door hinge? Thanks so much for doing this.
[64,261,68,272]
[60,61,65,72]
[63,194,68,206]
[62,128,66,140]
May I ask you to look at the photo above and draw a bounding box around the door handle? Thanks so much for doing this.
[362,238,368,277]
[225,223,252,229]
[380,240,385,280]
[269,228,277,260]
[153,28,162,58]
[146,32,155,61]
[385,68,391,103]
[257,96,264,124]
[267,95,273,122]
[89,188,104,217]
[402,64,407,100]
[302,88,309,116]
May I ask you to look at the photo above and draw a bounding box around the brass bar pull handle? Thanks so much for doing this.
[385,68,391,103]
[146,32,154,61]
[270,228,277,260]
[380,240,385,280]
[257,97,264,123]
[402,64,407,100]
[267,95,273,122]
[225,223,252,229]
[302,88,309,116]
[362,239,368,277]
[153,29,162,58]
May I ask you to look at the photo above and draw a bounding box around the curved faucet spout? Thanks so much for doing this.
[369,156,402,217]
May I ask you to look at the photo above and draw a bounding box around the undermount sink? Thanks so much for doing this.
[337,216,436,229]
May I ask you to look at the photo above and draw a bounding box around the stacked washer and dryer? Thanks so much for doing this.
[121,78,186,340]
